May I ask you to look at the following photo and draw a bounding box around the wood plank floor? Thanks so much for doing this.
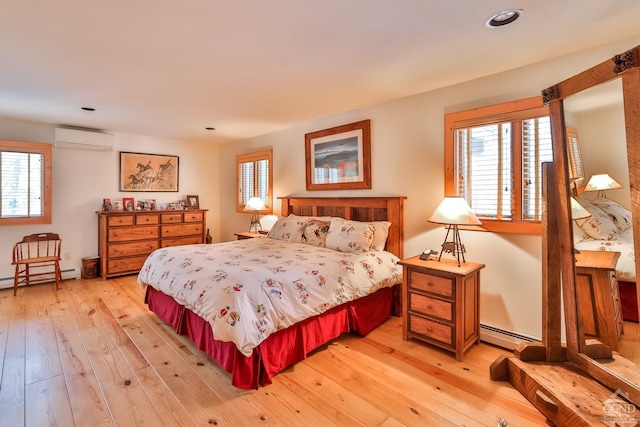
[0,276,549,426]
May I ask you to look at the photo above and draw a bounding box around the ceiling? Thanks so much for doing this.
[1,1,640,145]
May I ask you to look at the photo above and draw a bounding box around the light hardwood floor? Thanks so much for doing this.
[0,276,549,426]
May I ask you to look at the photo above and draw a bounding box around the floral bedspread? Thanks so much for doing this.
[137,238,402,356]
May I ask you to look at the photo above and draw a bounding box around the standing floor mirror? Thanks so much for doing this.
[491,44,640,425]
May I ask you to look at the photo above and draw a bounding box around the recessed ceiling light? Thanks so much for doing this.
[486,9,523,28]
[205,127,215,131]
[81,107,96,111]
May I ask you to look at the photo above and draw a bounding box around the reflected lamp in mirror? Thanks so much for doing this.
[243,197,267,233]
[583,173,622,198]
[570,196,592,227]
[428,196,482,267]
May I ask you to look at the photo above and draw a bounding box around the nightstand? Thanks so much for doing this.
[398,256,484,361]
[575,250,623,351]
[234,231,266,240]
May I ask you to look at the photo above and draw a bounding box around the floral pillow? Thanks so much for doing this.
[591,197,632,233]
[298,218,330,247]
[325,218,374,253]
[267,216,306,241]
[576,197,618,240]
[367,221,392,251]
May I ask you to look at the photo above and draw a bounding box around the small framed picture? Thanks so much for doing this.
[122,197,135,211]
[113,200,123,211]
[102,198,112,211]
[186,195,199,209]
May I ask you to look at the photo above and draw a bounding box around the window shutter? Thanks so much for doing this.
[522,117,553,221]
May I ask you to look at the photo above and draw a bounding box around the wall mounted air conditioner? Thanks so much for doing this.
[54,127,115,151]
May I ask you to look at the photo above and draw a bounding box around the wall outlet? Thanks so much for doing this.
[64,252,71,260]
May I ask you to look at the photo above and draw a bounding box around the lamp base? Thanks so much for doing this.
[437,224,466,267]
[248,211,262,233]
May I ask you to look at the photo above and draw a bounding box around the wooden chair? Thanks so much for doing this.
[12,233,62,296]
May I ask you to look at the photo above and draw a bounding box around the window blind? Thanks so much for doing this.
[1,151,44,218]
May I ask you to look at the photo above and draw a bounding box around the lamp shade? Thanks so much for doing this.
[243,197,266,211]
[584,174,622,192]
[570,197,591,220]
[428,197,482,226]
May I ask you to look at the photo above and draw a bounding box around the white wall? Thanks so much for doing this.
[219,36,640,340]
[0,118,221,287]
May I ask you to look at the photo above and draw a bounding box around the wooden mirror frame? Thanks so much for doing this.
[545,46,640,402]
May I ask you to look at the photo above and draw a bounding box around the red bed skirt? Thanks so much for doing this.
[145,285,395,389]
[619,281,639,322]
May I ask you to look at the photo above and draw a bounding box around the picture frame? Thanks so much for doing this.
[305,119,371,190]
[113,200,123,211]
[186,195,199,209]
[102,198,112,212]
[122,197,135,211]
[120,151,179,192]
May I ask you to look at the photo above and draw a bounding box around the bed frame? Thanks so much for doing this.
[145,195,406,389]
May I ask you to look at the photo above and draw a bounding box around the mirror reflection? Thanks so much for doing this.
[565,79,640,369]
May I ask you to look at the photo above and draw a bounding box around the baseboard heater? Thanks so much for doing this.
[480,323,539,350]
[0,268,77,290]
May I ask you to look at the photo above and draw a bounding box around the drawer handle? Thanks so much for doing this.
[427,326,433,332]
[427,281,434,287]
[427,304,433,309]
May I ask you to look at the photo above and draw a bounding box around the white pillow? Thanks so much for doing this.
[267,216,306,241]
[325,218,374,253]
[576,197,618,240]
[367,221,392,251]
[591,197,632,233]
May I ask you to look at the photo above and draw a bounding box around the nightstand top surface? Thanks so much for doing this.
[575,250,620,270]
[398,255,484,275]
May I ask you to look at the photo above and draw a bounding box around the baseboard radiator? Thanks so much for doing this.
[0,268,77,290]
[480,324,539,350]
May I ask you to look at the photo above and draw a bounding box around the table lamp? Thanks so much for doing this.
[428,196,482,267]
[583,173,622,198]
[243,197,267,233]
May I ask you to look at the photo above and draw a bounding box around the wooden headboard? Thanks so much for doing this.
[279,196,406,259]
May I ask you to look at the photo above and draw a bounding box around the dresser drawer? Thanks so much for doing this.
[409,271,453,298]
[161,213,183,223]
[161,223,203,238]
[108,215,134,226]
[409,314,454,346]
[108,240,159,258]
[184,211,203,222]
[136,213,159,225]
[108,226,159,242]
[162,236,203,247]
[410,292,453,322]
[107,255,148,275]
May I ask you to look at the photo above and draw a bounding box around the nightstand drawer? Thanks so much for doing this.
[409,271,453,298]
[410,293,453,322]
[409,314,453,346]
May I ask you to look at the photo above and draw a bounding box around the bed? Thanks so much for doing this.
[573,195,638,320]
[138,196,405,389]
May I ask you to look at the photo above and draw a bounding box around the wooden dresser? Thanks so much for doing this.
[98,209,207,278]
[399,256,484,361]
[575,250,623,351]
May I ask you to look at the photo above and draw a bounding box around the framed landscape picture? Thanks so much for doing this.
[120,151,179,192]
[305,120,371,190]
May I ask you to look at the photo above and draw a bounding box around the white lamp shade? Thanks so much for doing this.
[428,197,482,225]
[570,197,591,220]
[584,174,622,192]
[243,196,266,211]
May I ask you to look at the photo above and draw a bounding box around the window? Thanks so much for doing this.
[236,149,273,214]
[445,97,551,234]
[0,139,52,225]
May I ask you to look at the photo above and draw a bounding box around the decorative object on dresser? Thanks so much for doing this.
[399,255,484,361]
[186,195,199,209]
[243,196,267,233]
[574,250,623,351]
[428,196,482,267]
[304,120,371,191]
[119,151,179,192]
[97,209,207,278]
[122,197,134,211]
[583,173,622,198]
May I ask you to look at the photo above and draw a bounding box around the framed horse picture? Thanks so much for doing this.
[119,152,179,192]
